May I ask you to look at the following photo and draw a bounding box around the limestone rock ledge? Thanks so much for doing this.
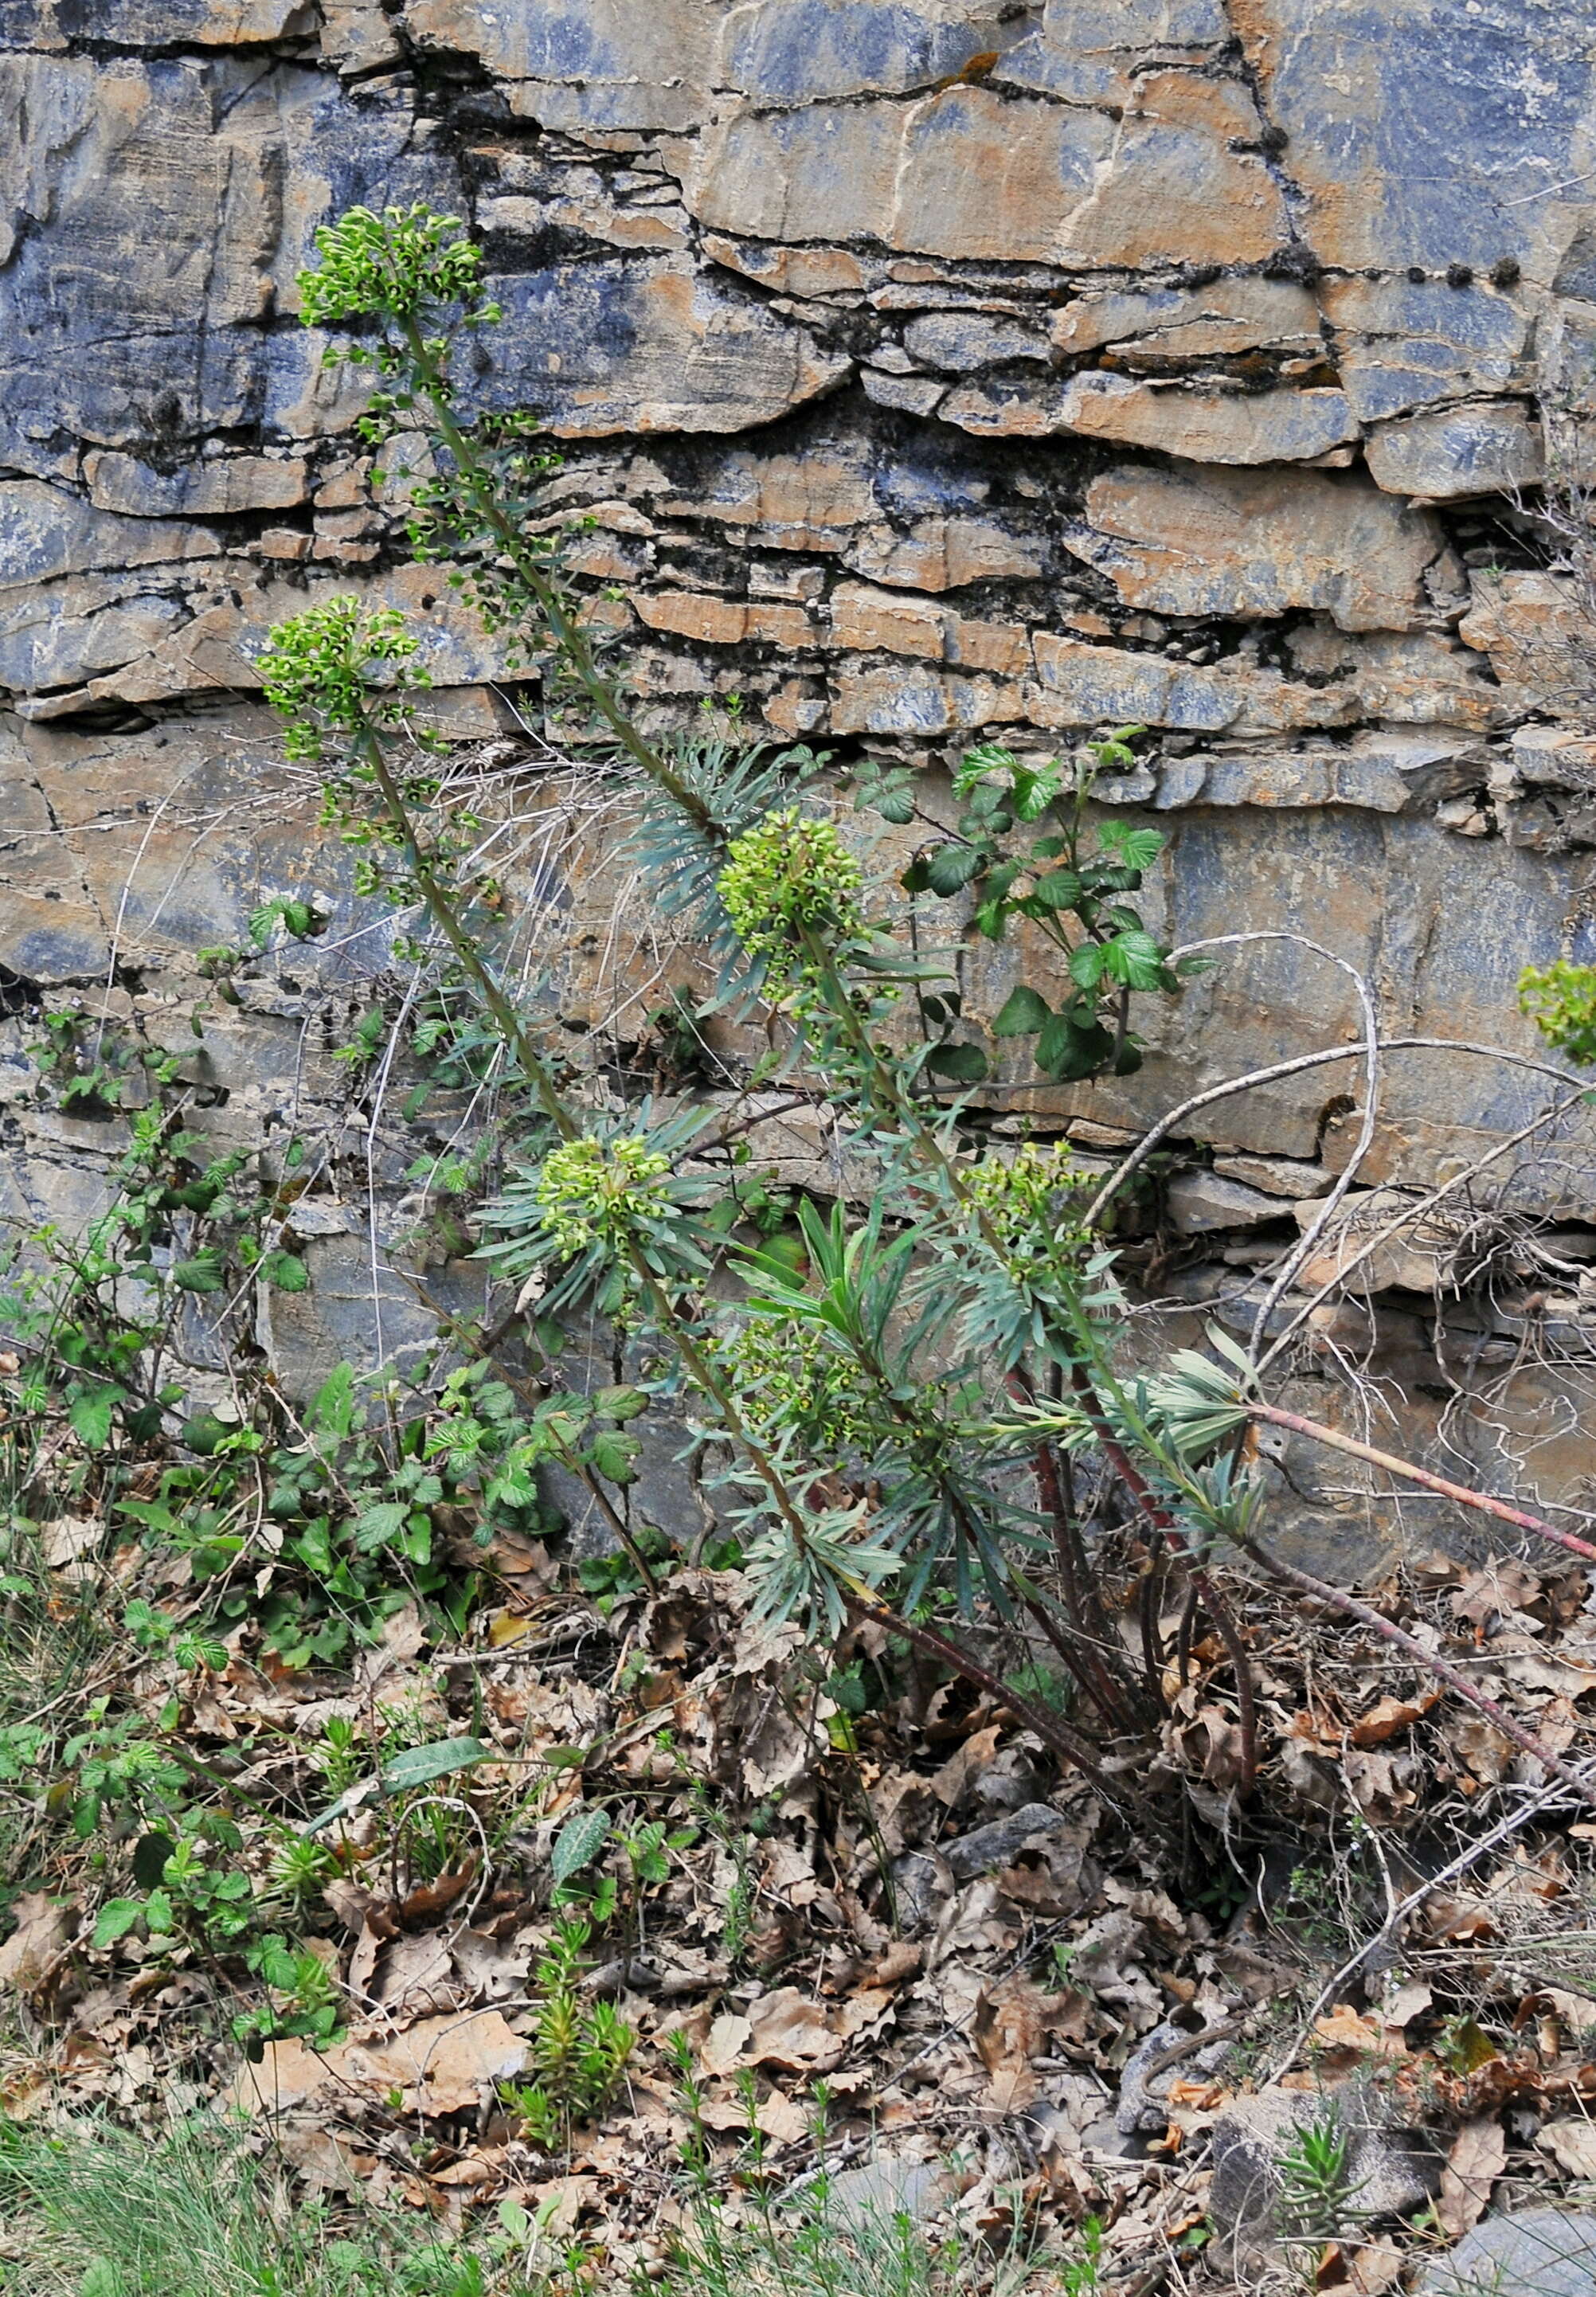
[2,1,1596,1560]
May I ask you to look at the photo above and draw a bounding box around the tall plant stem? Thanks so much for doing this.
[1244,1400,1596,1567]
[1237,1533,1596,1816]
[1004,1369,1143,1729]
[354,726,813,1552]
[1067,1367,1259,1796]
[400,319,714,835]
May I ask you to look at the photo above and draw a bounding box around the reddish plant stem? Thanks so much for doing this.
[1005,1368,1140,1728]
[1248,1401,1596,1566]
[844,1593,1145,1818]
[1069,1366,1259,1795]
[1019,1591,1137,1728]
[1238,1535,1596,1816]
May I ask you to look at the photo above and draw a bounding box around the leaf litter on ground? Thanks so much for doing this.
[9,1543,1596,2291]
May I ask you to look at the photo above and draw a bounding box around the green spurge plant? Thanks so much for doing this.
[268,197,1596,1871]
[1519,956,1596,1068]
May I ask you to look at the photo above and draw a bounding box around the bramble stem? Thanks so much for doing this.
[1237,1533,1596,1815]
[1246,1400,1596,1566]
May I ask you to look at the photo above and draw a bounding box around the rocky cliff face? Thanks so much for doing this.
[3,1,1596,1556]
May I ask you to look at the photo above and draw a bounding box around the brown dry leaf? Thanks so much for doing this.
[373,1930,454,2017]
[40,1515,101,1567]
[1312,2005,1406,2058]
[1496,1644,1596,1698]
[0,1893,76,1996]
[971,1978,1078,2112]
[526,2174,597,2235]
[1449,1713,1518,1785]
[870,1769,942,1853]
[1349,1689,1441,1746]
[972,1985,1044,2113]
[397,1862,479,1923]
[1437,2115,1505,2239]
[1343,2235,1406,2293]
[700,2013,752,2075]
[431,2154,499,2190]
[346,1920,384,2003]
[929,1724,1003,1809]
[451,1927,533,2002]
[1545,1986,1596,2040]
[761,1837,818,1908]
[865,1941,924,1990]
[1381,1979,1433,2028]
[1453,1559,1542,1633]
[1424,1891,1497,1944]
[1539,2116,1596,2178]
[740,1985,894,2072]
[229,2007,528,2115]
[356,1600,427,1685]
[1186,1705,1250,1789]
[273,2126,370,2193]
[1342,1747,1417,1822]
[756,2088,809,2145]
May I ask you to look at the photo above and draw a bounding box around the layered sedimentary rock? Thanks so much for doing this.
[3,0,1596,1559]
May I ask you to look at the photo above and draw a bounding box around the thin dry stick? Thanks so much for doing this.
[1246,1399,1596,1564]
[1081,1036,1591,1232]
[1258,1082,1593,1372]
[1159,932,1383,1357]
[1237,1533,1596,1815]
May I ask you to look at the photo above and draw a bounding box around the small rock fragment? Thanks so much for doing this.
[1416,2207,1596,2297]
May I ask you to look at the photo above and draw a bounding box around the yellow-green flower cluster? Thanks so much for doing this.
[298,203,493,327]
[1520,959,1596,1069]
[718,809,865,981]
[533,1135,672,1257]
[257,597,421,764]
[964,1140,1091,1259]
[722,1316,875,1452]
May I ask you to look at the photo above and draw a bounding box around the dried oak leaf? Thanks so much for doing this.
[1341,2235,1406,2293]
[756,2088,809,2145]
[397,1861,479,1923]
[0,1893,76,1997]
[930,1725,1003,1811]
[1539,2116,1596,2179]
[229,2007,528,2116]
[1436,2115,1505,2239]
[40,1516,102,1568]
[1453,1560,1542,1636]
[737,1985,895,2073]
[1312,2004,1407,2059]
[1349,1689,1441,1747]
[372,1930,455,2017]
[700,2013,753,2076]
[1447,1714,1518,1785]
[972,1978,1080,2112]
[1342,1747,1417,1822]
